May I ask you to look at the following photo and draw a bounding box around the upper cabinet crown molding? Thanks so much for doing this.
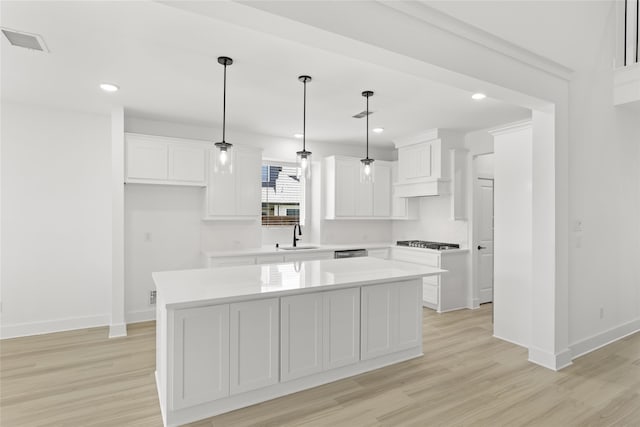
[488,120,533,136]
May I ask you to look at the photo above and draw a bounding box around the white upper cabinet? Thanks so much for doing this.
[205,145,262,220]
[373,162,391,217]
[125,133,207,186]
[393,129,466,198]
[324,156,392,220]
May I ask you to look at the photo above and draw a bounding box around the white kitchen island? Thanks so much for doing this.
[153,257,445,427]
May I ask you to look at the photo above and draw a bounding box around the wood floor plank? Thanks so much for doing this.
[1,306,639,426]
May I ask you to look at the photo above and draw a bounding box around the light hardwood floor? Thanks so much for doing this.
[1,305,639,427]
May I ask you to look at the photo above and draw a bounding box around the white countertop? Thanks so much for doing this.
[153,257,446,309]
[203,242,468,258]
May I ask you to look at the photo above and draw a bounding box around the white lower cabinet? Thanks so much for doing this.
[323,288,360,369]
[163,280,423,425]
[229,299,279,395]
[361,280,422,360]
[170,305,229,410]
[281,293,324,381]
[280,288,360,382]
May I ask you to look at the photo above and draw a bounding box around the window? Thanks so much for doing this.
[261,163,303,226]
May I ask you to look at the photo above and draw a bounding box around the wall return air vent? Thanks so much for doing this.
[1,28,48,52]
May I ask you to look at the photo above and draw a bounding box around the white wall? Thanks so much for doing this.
[491,123,533,348]
[392,197,468,245]
[567,14,640,356]
[1,103,112,338]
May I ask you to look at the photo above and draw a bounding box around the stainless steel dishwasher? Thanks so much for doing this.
[334,249,368,259]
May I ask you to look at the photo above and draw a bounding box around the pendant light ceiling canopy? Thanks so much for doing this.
[214,56,233,174]
[296,75,312,180]
[360,90,375,183]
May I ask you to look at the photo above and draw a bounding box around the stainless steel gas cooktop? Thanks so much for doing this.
[396,240,460,250]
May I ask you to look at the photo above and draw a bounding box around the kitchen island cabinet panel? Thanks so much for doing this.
[361,284,394,360]
[170,305,229,410]
[229,299,279,395]
[281,294,323,381]
[323,288,360,369]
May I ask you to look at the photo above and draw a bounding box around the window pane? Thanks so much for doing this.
[261,164,301,226]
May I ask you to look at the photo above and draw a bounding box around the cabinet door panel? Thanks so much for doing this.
[323,288,360,369]
[281,294,323,381]
[171,305,229,410]
[373,164,391,217]
[361,284,394,360]
[355,181,373,217]
[235,148,262,216]
[127,139,168,180]
[395,280,422,351]
[335,161,357,217]
[168,145,206,183]
[230,299,279,395]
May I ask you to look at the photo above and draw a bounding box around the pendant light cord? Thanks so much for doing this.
[222,62,227,143]
[366,94,369,159]
[302,79,307,151]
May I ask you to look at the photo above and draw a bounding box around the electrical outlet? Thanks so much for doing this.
[144,232,152,242]
[150,290,157,305]
[599,307,604,319]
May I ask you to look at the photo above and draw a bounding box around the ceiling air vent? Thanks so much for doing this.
[1,28,48,52]
[352,110,374,119]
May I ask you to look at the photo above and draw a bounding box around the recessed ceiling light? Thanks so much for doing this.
[372,127,384,134]
[471,93,486,100]
[293,133,304,138]
[100,83,119,92]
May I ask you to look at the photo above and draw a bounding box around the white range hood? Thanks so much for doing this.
[393,129,466,198]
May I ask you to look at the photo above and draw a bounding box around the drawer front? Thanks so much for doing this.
[256,255,286,265]
[422,275,440,286]
[209,256,256,267]
[284,251,333,262]
[391,247,440,267]
[422,283,438,305]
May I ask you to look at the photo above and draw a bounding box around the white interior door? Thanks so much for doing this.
[476,178,494,304]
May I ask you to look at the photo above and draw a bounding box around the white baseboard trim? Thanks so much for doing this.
[0,314,110,339]
[126,309,156,324]
[528,346,572,371]
[570,318,640,360]
[109,323,127,338]
[493,333,528,349]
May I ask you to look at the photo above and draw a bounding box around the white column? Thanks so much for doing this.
[109,106,126,338]
[529,109,571,370]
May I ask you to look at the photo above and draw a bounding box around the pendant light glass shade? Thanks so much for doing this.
[296,75,312,180]
[360,90,375,183]
[214,56,233,174]
[296,149,312,180]
[360,158,375,183]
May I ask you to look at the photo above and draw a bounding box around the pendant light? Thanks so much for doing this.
[296,75,312,180]
[214,56,233,174]
[360,90,375,183]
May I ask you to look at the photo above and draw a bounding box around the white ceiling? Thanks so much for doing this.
[424,0,614,71]
[1,1,530,146]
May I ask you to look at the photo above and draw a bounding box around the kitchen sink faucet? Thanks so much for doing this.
[293,224,302,247]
